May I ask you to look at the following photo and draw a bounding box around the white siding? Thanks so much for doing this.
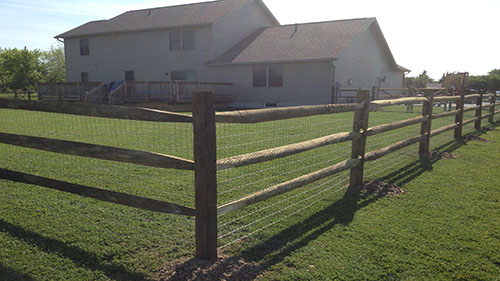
[212,0,277,58]
[65,26,215,82]
[335,24,404,90]
[209,62,334,108]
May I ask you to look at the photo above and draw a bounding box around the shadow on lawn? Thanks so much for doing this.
[0,263,36,281]
[0,219,151,281]
[165,126,497,281]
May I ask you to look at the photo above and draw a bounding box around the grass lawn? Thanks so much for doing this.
[0,92,39,100]
[0,104,499,280]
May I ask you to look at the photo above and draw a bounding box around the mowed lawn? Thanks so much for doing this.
[0,104,499,280]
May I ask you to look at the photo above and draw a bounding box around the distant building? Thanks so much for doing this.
[56,0,408,108]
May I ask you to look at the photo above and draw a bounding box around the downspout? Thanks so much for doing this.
[330,59,337,104]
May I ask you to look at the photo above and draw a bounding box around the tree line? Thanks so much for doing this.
[405,69,500,92]
[0,45,65,93]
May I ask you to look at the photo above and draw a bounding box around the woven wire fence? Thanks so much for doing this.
[215,98,495,250]
[216,112,354,249]
[0,108,196,252]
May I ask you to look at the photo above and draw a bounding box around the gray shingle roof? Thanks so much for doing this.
[56,0,254,38]
[206,18,375,65]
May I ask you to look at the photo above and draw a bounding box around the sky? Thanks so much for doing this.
[0,0,499,79]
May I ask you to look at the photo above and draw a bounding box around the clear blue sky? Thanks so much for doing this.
[1,0,499,79]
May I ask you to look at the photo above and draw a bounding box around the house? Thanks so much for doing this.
[55,0,409,108]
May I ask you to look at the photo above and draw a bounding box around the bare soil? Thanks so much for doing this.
[431,150,457,160]
[157,255,261,281]
[361,180,406,197]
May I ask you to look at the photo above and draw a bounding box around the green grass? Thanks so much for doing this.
[0,105,499,280]
[0,92,39,100]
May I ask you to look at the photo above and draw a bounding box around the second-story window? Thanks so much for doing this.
[169,30,194,51]
[80,39,89,56]
[182,30,194,50]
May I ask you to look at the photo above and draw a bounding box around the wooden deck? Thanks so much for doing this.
[37,81,235,105]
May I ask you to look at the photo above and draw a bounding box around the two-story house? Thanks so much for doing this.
[56,0,409,108]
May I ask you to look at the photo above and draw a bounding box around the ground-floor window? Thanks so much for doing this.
[125,71,135,81]
[81,72,89,82]
[252,66,283,88]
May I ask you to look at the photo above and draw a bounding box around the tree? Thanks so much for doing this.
[405,70,434,88]
[41,44,66,82]
[469,69,500,91]
[0,48,7,92]
[0,47,44,91]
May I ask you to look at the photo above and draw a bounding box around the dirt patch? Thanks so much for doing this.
[465,135,491,142]
[431,150,457,160]
[361,180,406,197]
[157,255,261,281]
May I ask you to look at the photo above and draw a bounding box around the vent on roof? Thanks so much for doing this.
[290,23,298,39]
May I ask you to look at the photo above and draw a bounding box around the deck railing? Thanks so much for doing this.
[37,81,235,105]
[38,82,102,101]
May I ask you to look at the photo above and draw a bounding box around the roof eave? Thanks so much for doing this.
[56,22,213,39]
[205,57,335,66]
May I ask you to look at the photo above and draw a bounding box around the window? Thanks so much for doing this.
[81,72,89,82]
[169,31,182,51]
[171,71,186,81]
[253,66,283,88]
[268,66,283,87]
[252,66,267,87]
[182,30,194,50]
[80,39,89,56]
[169,30,194,51]
[124,71,135,81]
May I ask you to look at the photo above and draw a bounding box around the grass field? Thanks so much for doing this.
[0,104,498,280]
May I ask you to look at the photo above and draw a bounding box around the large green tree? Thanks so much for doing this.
[0,47,44,91]
[41,44,66,82]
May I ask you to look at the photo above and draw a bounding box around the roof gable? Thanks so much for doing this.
[56,0,252,38]
[206,18,375,65]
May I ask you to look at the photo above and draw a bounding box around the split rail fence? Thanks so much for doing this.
[0,90,498,261]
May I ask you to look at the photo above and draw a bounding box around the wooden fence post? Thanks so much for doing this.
[36,83,41,101]
[371,86,377,101]
[419,89,434,157]
[56,83,62,101]
[454,90,465,139]
[489,91,497,124]
[192,90,218,261]
[348,90,371,193]
[475,92,483,130]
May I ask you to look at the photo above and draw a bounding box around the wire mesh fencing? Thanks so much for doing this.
[1,90,498,260]
[0,106,197,253]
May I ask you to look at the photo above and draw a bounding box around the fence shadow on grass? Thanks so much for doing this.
[0,263,36,281]
[0,219,151,281]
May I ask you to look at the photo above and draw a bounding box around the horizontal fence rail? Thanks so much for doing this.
[217,131,360,170]
[216,103,358,123]
[0,168,195,216]
[0,98,192,122]
[217,159,360,217]
[0,132,194,170]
